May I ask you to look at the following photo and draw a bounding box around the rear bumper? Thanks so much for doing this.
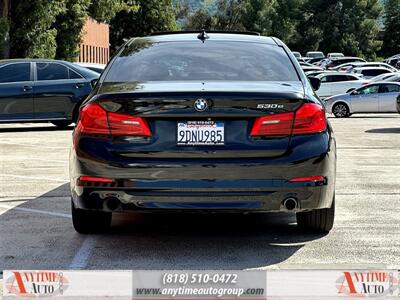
[70,132,336,213]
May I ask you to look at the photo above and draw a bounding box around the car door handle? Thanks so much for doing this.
[75,83,85,89]
[22,85,32,92]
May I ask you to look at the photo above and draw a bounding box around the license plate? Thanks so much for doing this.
[177,121,224,146]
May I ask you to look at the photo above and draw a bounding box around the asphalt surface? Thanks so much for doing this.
[0,114,399,270]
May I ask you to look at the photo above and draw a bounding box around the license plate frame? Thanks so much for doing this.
[177,121,225,146]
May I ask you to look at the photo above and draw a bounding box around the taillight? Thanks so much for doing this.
[77,103,109,135]
[250,103,326,137]
[108,111,151,136]
[76,102,151,137]
[292,103,326,135]
[250,112,294,136]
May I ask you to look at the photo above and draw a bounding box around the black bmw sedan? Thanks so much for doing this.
[0,59,99,128]
[70,31,336,233]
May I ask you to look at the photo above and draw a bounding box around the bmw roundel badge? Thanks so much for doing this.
[194,98,208,112]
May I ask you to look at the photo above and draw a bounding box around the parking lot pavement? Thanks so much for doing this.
[0,115,399,270]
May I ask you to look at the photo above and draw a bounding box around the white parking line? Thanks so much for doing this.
[69,236,97,269]
[0,204,71,218]
[0,141,69,150]
[1,174,68,183]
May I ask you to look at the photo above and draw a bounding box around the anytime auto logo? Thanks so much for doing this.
[5,271,69,297]
[336,271,399,297]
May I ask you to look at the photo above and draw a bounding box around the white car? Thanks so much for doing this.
[324,82,400,117]
[312,72,368,98]
[306,51,325,58]
[346,62,398,73]
[351,67,393,79]
[327,52,344,58]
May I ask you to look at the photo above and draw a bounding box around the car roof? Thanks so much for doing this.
[367,81,400,85]
[129,32,278,45]
[330,56,363,61]
[315,71,359,77]
[353,66,392,70]
[0,58,72,65]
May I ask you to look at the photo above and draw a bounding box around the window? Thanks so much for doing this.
[380,84,400,93]
[331,75,350,82]
[69,69,83,79]
[0,63,31,83]
[358,85,379,95]
[321,75,334,82]
[37,63,69,81]
[105,41,300,82]
[363,69,390,77]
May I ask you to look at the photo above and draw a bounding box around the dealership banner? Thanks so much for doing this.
[1,270,399,299]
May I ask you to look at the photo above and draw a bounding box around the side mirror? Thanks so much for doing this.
[308,77,321,91]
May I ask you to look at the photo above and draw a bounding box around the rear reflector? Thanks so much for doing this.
[251,103,326,137]
[288,176,325,182]
[76,102,151,136]
[79,176,113,183]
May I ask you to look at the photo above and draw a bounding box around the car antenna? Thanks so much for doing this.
[197,29,209,43]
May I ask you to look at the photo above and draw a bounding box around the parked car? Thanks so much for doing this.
[351,67,393,79]
[74,62,106,74]
[306,51,325,59]
[305,70,334,77]
[302,65,324,72]
[384,54,400,68]
[0,59,99,127]
[345,62,398,73]
[306,57,326,64]
[292,51,302,58]
[300,62,323,72]
[367,73,400,83]
[324,82,400,117]
[323,57,366,69]
[70,31,336,234]
[327,53,344,58]
[311,72,367,98]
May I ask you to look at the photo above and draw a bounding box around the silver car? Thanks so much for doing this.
[324,82,400,117]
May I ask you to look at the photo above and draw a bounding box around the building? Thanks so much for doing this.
[78,18,109,64]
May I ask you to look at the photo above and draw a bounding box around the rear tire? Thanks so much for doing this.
[296,197,335,233]
[51,121,72,128]
[71,200,112,234]
[332,103,350,118]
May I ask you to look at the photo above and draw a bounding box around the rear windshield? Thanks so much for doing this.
[104,40,299,82]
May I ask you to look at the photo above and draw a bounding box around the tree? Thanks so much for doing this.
[293,0,382,58]
[9,0,66,58]
[382,0,400,57]
[54,0,91,61]
[110,0,177,52]
[184,8,216,29]
[0,0,10,58]
[54,0,136,61]
[214,0,246,30]
[241,0,275,35]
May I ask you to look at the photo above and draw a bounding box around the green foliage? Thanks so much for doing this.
[0,17,9,57]
[10,0,66,58]
[382,0,400,56]
[54,0,91,61]
[88,0,138,22]
[110,0,177,51]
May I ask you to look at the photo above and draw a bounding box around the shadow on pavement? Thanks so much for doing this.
[0,184,326,270]
[365,127,400,134]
